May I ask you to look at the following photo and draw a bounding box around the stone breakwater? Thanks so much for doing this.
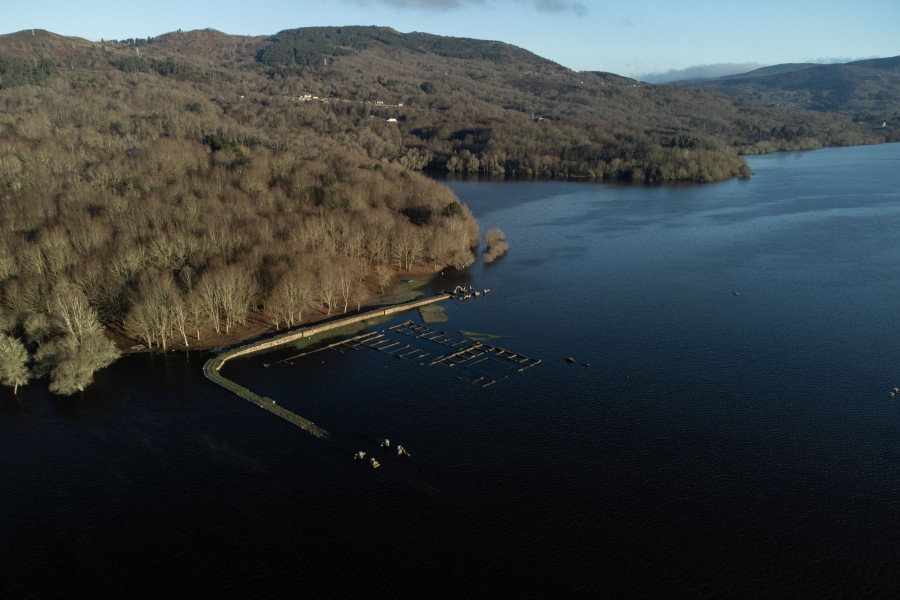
[202,294,452,437]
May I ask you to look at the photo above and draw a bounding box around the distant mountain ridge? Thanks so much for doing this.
[256,26,544,66]
[682,63,823,82]
[0,25,894,183]
[674,56,900,123]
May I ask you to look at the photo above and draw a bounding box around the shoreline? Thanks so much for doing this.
[201,292,453,438]
[114,267,445,356]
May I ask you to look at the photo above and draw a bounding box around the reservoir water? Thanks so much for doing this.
[3,143,900,598]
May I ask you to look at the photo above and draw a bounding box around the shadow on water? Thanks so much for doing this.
[0,393,35,423]
[48,390,120,422]
[426,266,474,295]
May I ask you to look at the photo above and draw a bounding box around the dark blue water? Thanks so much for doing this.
[3,144,900,598]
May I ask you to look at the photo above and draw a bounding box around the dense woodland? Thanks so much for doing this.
[0,27,893,394]
[676,56,900,130]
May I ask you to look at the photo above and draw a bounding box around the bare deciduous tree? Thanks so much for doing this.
[124,300,155,349]
[185,291,205,341]
[376,264,393,295]
[36,332,119,396]
[0,333,30,394]
[52,279,102,346]
[273,265,314,326]
[196,264,257,334]
[36,281,120,395]
[483,227,509,263]
[318,266,339,315]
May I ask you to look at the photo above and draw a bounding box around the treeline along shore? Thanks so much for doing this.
[0,72,481,396]
[0,36,484,397]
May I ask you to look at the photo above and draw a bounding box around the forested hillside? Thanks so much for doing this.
[237,26,886,178]
[675,56,900,133]
[0,27,892,394]
[0,29,481,395]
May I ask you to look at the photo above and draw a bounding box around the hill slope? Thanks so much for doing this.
[2,26,890,182]
[675,56,900,126]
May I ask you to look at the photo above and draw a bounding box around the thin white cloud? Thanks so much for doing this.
[350,0,470,7]
[805,56,876,64]
[535,0,588,16]
[638,63,765,84]
[349,0,587,15]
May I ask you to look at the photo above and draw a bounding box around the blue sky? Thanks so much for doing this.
[5,0,898,81]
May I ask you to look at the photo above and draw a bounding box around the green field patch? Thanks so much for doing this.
[419,304,449,323]
[288,316,388,351]
[460,330,515,342]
